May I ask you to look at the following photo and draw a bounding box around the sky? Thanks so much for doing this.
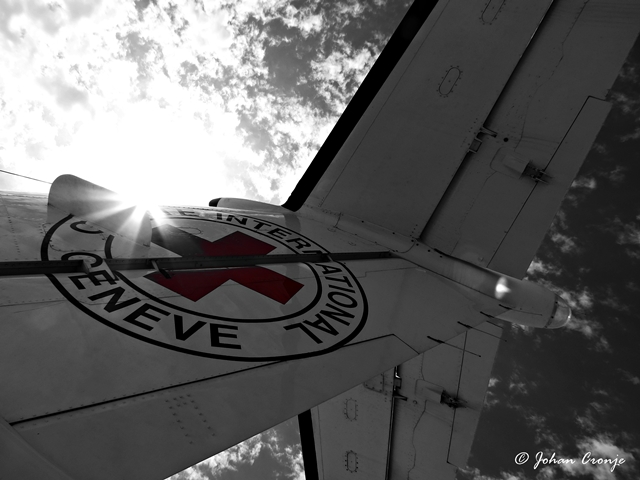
[0,0,407,207]
[167,416,305,480]
[1,1,639,480]
[460,37,640,480]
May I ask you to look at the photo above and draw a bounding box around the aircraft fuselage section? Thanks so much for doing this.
[42,209,368,361]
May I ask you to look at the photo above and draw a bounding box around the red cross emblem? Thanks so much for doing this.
[145,224,304,303]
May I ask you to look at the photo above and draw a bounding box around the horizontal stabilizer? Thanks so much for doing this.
[303,321,503,479]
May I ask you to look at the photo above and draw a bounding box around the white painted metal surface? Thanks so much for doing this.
[49,174,153,246]
[0,188,504,478]
[310,370,396,480]
[421,0,640,277]
[1,0,639,479]
[308,0,554,237]
[309,322,502,480]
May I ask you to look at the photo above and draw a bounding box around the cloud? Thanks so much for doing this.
[526,258,563,278]
[591,142,608,155]
[168,417,304,480]
[523,412,562,448]
[588,401,610,415]
[507,370,537,397]
[576,414,597,432]
[509,382,529,395]
[501,402,563,450]
[614,220,640,246]
[619,369,640,385]
[626,281,640,292]
[169,435,265,479]
[0,0,404,204]
[556,435,637,480]
[508,322,535,336]
[599,165,628,185]
[530,280,610,350]
[563,316,609,351]
[618,61,639,83]
[39,72,91,110]
[550,209,569,231]
[604,216,640,258]
[610,60,640,135]
[620,127,640,142]
[598,288,629,313]
[574,391,616,435]
[457,466,530,480]
[484,377,500,408]
[570,176,597,190]
[547,211,579,254]
[610,90,640,116]
[549,232,580,254]
[564,175,597,206]
[549,285,594,313]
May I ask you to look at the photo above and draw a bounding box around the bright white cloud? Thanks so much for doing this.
[167,417,304,480]
[458,466,529,480]
[1,0,391,206]
[556,436,636,480]
[526,258,562,278]
[484,376,501,408]
[545,283,594,313]
[520,278,611,350]
[571,176,597,190]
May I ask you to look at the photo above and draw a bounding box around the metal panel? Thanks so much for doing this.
[8,336,416,480]
[0,186,505,480]
[488,97,612,277]
[310,370,395,480]
[0,193,48,262]
[0,415,74,480]
[448,322,503,467]
[421,0,640,273]
[389,322,502,478]
[387,343,461,480]
[305,321,503,480]
[308,0,553,237]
